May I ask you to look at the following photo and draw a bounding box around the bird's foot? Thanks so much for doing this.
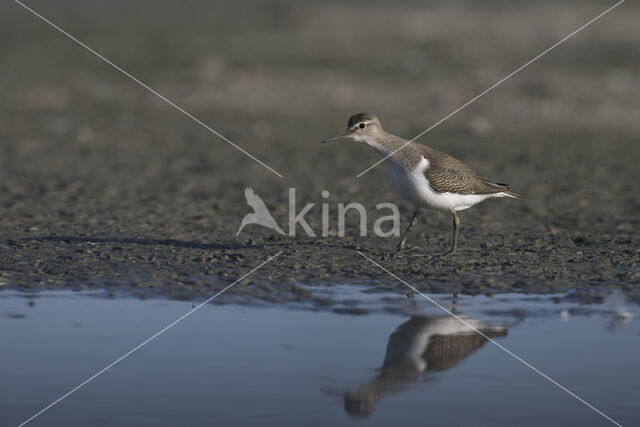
[391,243,405,256]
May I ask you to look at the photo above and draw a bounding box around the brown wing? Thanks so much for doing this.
[421,146,510,195]
[425,328,508,372]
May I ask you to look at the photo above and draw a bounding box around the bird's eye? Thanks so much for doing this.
[359,123,366,129]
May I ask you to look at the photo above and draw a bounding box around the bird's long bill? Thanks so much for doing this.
[322,130,351,143]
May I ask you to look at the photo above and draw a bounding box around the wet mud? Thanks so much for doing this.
[1,1,639,303]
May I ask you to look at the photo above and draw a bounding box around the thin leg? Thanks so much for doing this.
[394,210,419,253]
[449,210,460,253]
[451,291,459,314]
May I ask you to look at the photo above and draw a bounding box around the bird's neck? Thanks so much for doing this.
[358,132,423,171]
[359,131,410,158]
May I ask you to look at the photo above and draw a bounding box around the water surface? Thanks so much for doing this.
[1,288,638,426]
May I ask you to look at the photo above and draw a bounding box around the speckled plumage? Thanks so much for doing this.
[419,145,518,196]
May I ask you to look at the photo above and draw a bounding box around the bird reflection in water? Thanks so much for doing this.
[344,315,508,417]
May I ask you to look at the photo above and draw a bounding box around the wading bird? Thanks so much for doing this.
[323,113,524,253]
[344,315,508,417]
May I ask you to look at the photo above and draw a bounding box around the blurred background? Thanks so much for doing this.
[0,0,638,297]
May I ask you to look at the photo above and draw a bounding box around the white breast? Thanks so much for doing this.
[387,156,501,211]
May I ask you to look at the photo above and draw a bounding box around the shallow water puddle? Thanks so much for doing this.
[1,289,638,426]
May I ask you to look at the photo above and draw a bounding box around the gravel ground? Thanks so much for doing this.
[1,0,639,303]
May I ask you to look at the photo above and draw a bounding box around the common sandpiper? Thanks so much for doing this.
[323,113,524,253]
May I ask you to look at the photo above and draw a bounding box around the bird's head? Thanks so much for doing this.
[322,113,383,145]
[343,389,377,418]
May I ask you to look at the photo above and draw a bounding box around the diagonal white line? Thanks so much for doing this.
[356,0,625,177]
[13,0,284,178]
[356,251,623,427]
[18,251,283,427]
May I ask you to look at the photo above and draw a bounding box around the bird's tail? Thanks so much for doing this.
[503,190,525,200]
